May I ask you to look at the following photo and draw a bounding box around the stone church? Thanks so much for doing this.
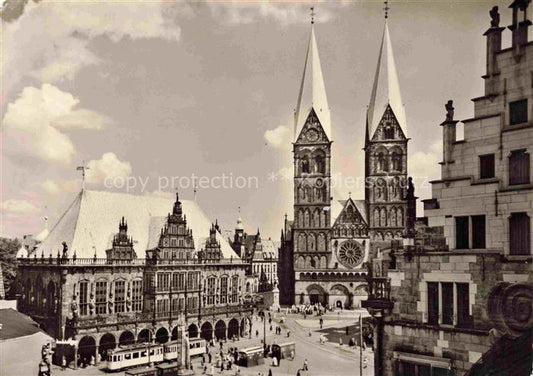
[278,17,409,307]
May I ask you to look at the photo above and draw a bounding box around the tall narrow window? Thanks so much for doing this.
[427,282,439,325]
[231,276,239,304]
[79,281,89,316]
[220,276,228,304]
[471,215,486,249]
[441,283,454,325]
[455,216,469,249]
[509,150,530,185]
[131,280,143,312]
[95,281,107,315]
[114,280,126,313]
[457,283,470,327]
[509,98,528,125]
[479,154,495,179]
[510,213,531,255]
[207,277,216,305]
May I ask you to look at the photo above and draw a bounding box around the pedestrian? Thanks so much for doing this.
[296,370,301,376]
[268,368,273,376]
[303,359,308,371]
[220,361,224,373]
[61,355,67,371]
[345,326,349,335]
[270,325,273,332]
[339,338,343,346]
[308,328,312,337]
[209,352,213,363]
[256,329,259,337]
[319,318,323,329]
[202,353,206,365]
[203,365,208,374]
[287,330,291,338]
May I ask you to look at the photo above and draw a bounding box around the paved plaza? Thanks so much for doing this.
[26,309,373,376]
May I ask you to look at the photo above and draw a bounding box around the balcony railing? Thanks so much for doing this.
[18,257,246,267]
[361,276,394,311]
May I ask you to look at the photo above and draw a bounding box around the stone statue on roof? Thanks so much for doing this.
[445,100,454,121]
[490,6,500,28]
[62,241,68,258]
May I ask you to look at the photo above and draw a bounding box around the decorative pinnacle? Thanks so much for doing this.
[310,6,315,24]
[384,0,390,19]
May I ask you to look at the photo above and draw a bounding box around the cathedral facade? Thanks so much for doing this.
[279,18,408,307]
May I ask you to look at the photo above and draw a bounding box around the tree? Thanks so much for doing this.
[0,237,21,299]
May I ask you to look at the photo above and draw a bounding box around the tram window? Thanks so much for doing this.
[141,350,147,357]
[113,356,117,362]
[150,349,155,355]
[133,352,139,359]
[125,354,131,360]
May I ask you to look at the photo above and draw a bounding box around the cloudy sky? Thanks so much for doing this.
[0,0,516,240]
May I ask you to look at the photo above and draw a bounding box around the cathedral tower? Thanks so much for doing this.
[364,18,409,251]
[292,19,332,293]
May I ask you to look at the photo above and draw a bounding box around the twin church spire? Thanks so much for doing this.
[366,19,407,143]
[294,7,406,143]
[294,19,331,141]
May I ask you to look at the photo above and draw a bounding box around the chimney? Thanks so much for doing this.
[509,0,532,61]
[484,6,505,95]
[440,100,458,180]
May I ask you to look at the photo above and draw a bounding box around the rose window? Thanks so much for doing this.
[337,240,364,268]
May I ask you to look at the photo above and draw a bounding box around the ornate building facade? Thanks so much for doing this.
[363,3,532,375]
[278,14,410,307]
[15,190,253,367]
[230,217,279,295]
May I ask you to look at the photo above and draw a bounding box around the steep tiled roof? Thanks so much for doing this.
[36,190,239,259]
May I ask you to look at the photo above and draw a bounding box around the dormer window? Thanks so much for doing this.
[509,99,528,125]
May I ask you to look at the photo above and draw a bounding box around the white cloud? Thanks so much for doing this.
[208,2,334,26]
[0,199,39,214]
[2,0,183,93]
[86,152,133,184]
[264,125,291,149]
[409,141,442,182]
[2,84,111,164]
[41,179,79,195]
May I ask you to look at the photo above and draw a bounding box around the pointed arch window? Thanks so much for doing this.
[384,124,394,139]
[315,154,325,173]
[301,156,310,174]
[391,152,402,171]
[376,152,388,172]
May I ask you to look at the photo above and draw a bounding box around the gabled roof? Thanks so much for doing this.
[294,24,331,141]
[36,190,239,259]
[331,198,367,225]
[366,20,406,140]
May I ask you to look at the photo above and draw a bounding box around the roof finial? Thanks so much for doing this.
[310,6,315,25]
[384,0,390,19]
[76,161,90,190]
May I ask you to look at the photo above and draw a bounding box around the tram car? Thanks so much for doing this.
[107,343,164,371]
[188,337,207,357]
[108,337,207,371]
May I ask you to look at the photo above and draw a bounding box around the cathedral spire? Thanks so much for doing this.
[294,8,331,141]
[366,17,406,141]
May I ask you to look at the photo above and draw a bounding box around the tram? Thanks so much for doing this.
[107,337,207,371]
[188,337,207,357]
[107,343,164,371]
